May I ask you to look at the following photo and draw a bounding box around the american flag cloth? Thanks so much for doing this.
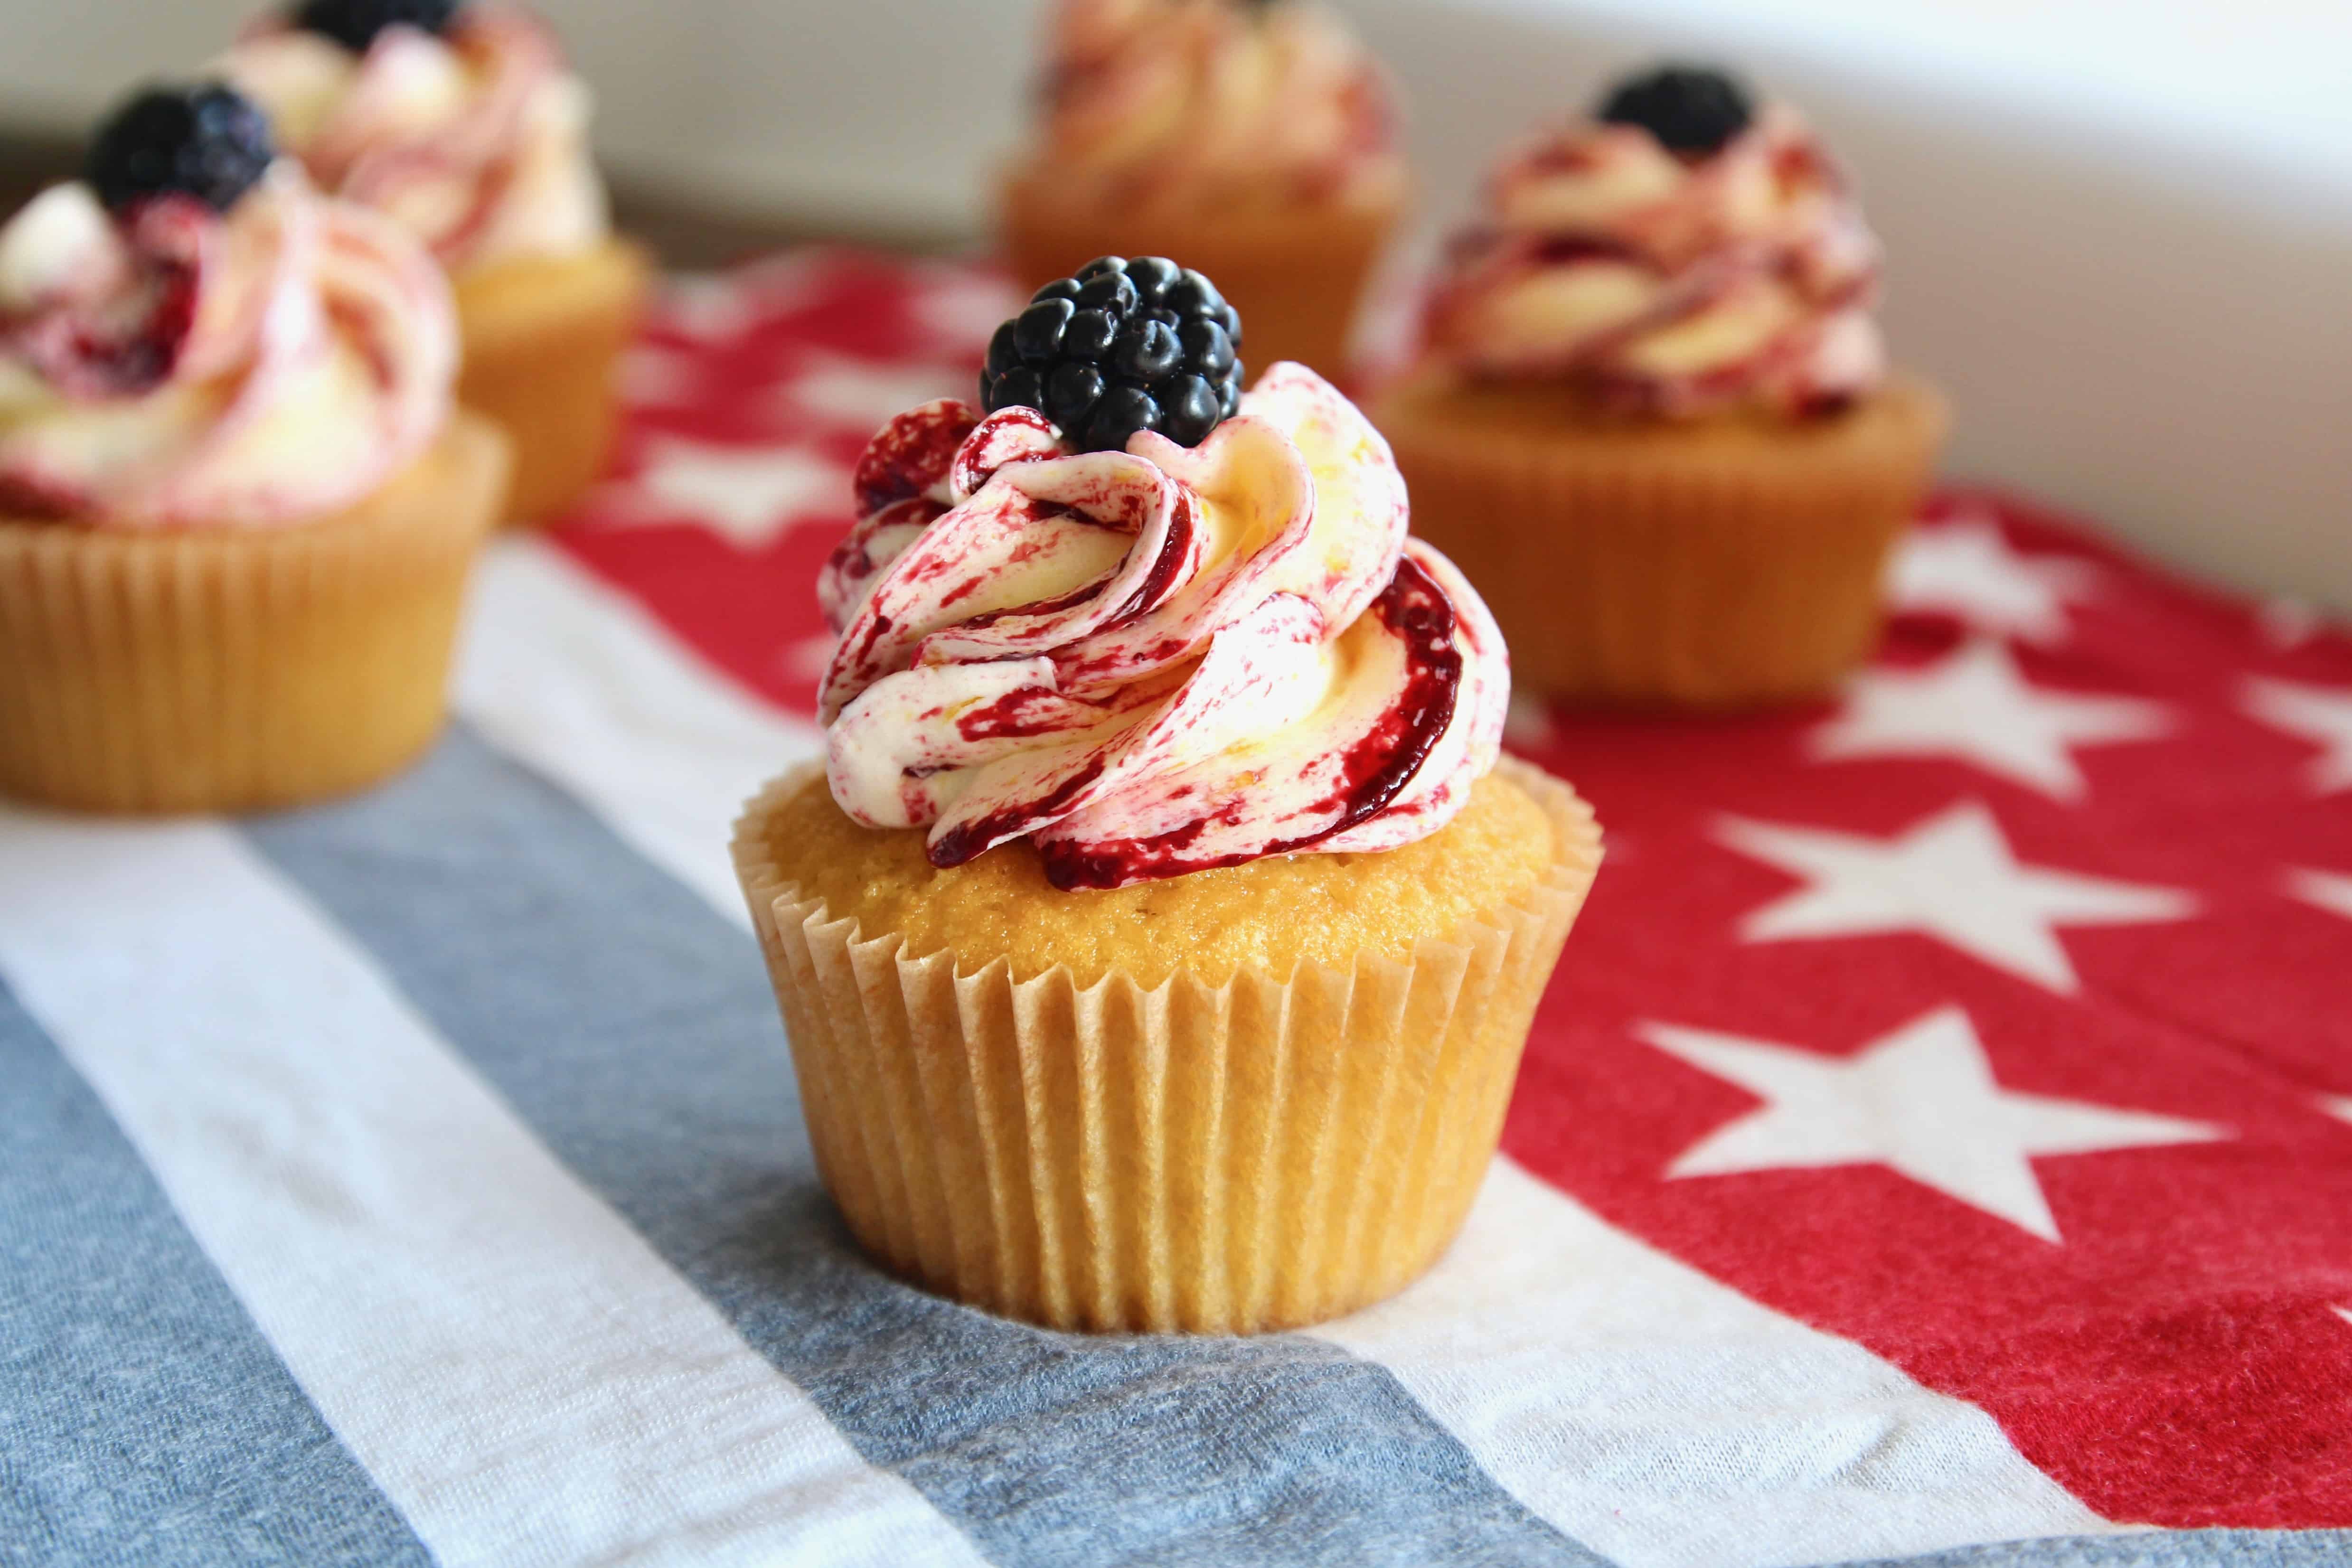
[5,248,2350,1568]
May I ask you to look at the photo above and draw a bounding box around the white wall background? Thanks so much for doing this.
[5,0,2348,610]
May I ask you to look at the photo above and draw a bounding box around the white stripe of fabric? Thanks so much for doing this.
[0,812,986,1568]
[1315,1159,2115,1568]
[455,537,824,927]
[455,530,2116,1568]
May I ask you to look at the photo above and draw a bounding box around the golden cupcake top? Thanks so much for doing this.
[215,0,610,274]
[0,83,455,528]
[757,764,1558,987]
[817,257,1510,890]
[1027,0,1405,215]
[1426,64,1887,418]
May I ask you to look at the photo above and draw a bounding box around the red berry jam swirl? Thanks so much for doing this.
[817,362,1510,889]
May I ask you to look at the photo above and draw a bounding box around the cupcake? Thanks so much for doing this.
[1375,65,1948,707]
[733,260,1600,1334]
[1000,0,1408,383]
[0,84,508,814]
[217,0,647,524]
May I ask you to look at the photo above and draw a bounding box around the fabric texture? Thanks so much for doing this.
[2,248,2348,1566]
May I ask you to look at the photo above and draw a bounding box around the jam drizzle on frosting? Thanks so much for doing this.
[1426,104,1886,417]
[0,163,455,527]
[217,5,607,272]
[818,361,1509,890]
[1033,0,1403,215]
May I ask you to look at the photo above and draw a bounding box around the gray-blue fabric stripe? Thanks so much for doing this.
[247,728,1604,1568]
[1843,1530,2352,1567]
[0,977,431,1568]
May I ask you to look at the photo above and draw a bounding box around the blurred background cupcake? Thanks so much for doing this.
[0,82,506,813]
[215,0,646,524]
[999,0,1408,384]
[1375,65,1947,708]
[0,5,2334,615]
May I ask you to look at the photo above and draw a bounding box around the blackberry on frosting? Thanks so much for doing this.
[85,84,274,216]
[292,0,463,51]
[1597,64,1754,157]
[983,256,1244,453]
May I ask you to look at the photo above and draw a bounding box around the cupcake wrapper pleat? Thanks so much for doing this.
[732,757,1600,1334]
[1382,372,1949,707]
[0,414,509,814]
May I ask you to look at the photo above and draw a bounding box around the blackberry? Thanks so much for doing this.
[292,0,462,51]
[85,83,274,216]
[981,256,1244,452]
[1597,64,1753,156]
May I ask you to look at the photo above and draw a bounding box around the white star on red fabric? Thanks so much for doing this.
[618,344,701,405]
[1888,517,2098,644]
[2321,1095,2352,1127]
[1639,1005,2226,1242]
[2257,598,2327,650]
[612,438,850,549]
[913,273,1024,347]
[2243,678,2352,794]
[655,256,824,340]
[1504,691,1561,750]
[782,632,837,684]
[1811,641,2170,800]
[778,354,977,432]
[1715,801,2196,993]
[658,271,760,340]
[2288,867,2352,924]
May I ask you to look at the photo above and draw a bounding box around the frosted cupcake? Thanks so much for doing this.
[1376,65,1948,707]
[1001,0,1407,382]
[733,264,1600,1334]
[0,84,507,813]
[218,0,646,523]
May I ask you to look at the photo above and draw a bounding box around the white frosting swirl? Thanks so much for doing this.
[217,6,608,274]
[818,362,1508,889]
[1428,104,1885,416]
[0,164,455,528]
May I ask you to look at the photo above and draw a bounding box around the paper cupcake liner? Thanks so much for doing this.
[1001,170,1402,384]
[1378,371,1949,707]
[0,413,510,814]
[455,237,651,525]
[732,758,1600,1334]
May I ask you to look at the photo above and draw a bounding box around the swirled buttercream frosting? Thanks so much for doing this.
[1033,0,1403,215]
[817,360,1509,889]
[218,5,608,273]
[0,162,455,527]
[1427,92,1886,417]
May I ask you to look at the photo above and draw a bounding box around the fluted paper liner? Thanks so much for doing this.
[1378,371,1949,708]
[732,758,1600,1334]
[1001,169,1402,385]
[0,413,509,814]
[456,236,650,525]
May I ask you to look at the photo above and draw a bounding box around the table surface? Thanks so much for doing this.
[5,249,2351,1568]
